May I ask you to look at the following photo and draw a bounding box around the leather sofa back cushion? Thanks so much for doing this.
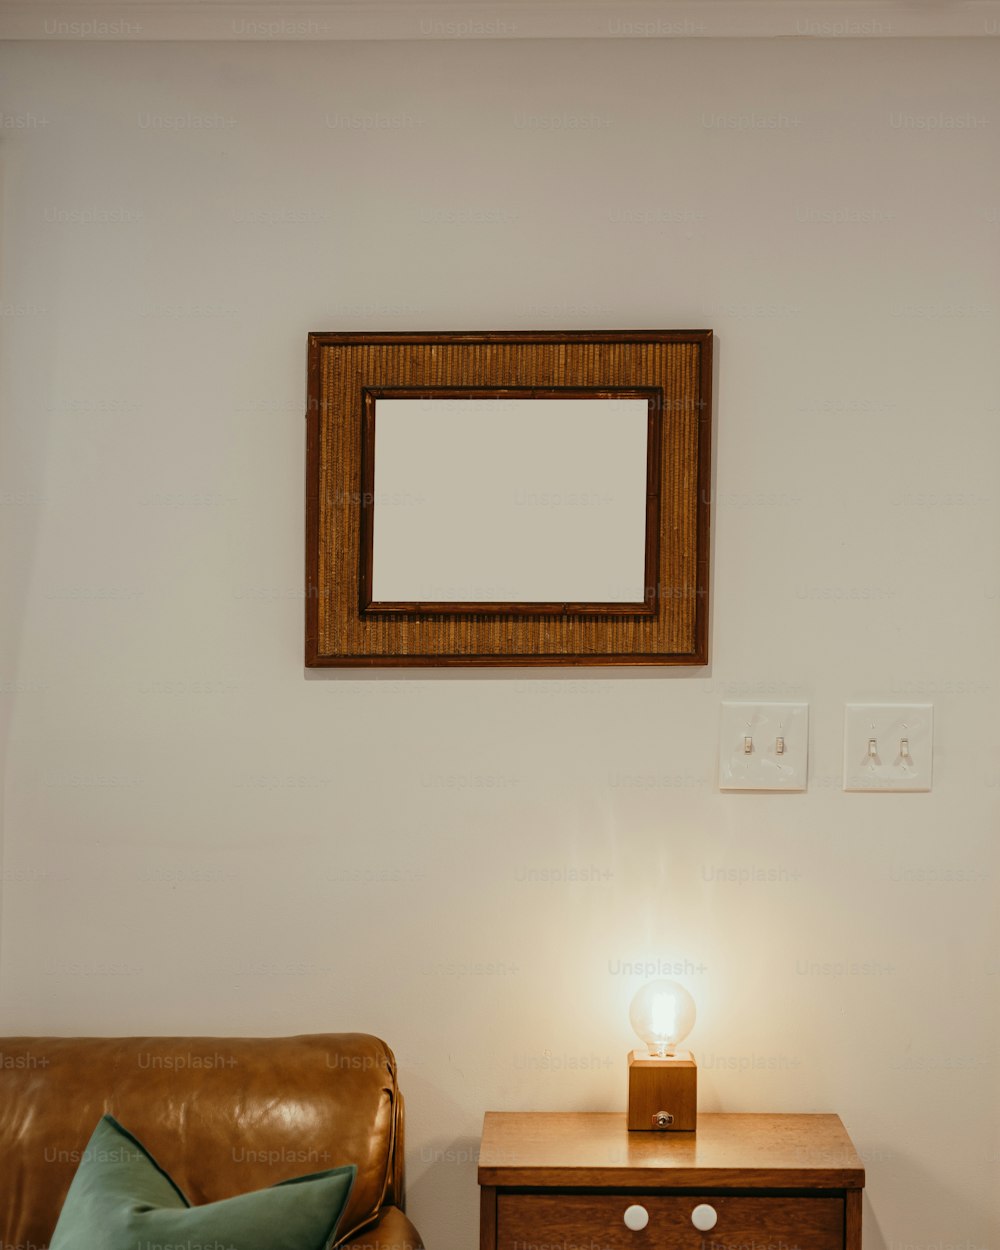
[0,1034,397,1248]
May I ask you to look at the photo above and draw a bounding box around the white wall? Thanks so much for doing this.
[1,35,998,1249]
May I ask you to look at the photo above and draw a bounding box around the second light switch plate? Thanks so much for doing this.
[719,703,809,791]
[843,704,933,791]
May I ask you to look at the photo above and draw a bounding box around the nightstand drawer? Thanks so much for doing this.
[497,1192,844,1250]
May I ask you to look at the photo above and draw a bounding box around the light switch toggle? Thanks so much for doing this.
[743,735,753,754]
[776,736,785,755]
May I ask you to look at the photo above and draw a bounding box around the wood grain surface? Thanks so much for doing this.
[477,1112,866,1189]
[497,1192,844,1250]
[305,330,712,666]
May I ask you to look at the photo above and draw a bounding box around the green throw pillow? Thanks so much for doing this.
[50,1114,356,1250]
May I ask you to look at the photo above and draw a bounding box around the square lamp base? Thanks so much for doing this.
[627,1049,697,1131]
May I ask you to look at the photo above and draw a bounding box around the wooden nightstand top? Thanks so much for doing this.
[478,1112,865,1190]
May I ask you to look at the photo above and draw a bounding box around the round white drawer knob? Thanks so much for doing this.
[691,1203,718,1231]
[623,1204,649,1231]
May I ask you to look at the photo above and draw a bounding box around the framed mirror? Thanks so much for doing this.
[306,330,712,666]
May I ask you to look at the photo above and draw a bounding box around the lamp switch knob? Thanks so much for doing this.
[691,1203,718,1231]
[623,1204,649,1231]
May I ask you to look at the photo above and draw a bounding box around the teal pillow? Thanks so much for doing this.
[50,1114,355,1250]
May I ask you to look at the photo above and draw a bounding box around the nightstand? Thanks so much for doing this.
[478,1112,865,1249]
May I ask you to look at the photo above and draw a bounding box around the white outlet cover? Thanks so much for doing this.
[844,704,933,792]
[719,703,809,791]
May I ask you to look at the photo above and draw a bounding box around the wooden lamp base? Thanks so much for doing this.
[627,1049,697,1131]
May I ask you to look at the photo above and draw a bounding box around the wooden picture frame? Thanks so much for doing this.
[305,330,712,667]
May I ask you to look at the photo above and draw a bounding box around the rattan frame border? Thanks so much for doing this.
[305,330,712,667]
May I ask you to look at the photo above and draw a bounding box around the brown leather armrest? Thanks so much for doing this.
[339,1205,424,1250]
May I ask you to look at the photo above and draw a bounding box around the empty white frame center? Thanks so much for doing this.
[370,397,650,604]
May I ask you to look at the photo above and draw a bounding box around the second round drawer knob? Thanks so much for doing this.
[691,1203,718,1231]
[623,1204,649,1231]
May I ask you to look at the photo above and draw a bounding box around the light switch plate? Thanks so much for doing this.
[843,704,933,792]
[719,703,808,791]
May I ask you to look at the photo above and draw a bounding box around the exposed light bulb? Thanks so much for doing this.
[629,980,696,1057]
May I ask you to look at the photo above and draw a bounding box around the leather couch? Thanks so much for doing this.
[0,1032,423,1249]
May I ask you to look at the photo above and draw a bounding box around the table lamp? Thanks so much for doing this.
[627,979,697,1131]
